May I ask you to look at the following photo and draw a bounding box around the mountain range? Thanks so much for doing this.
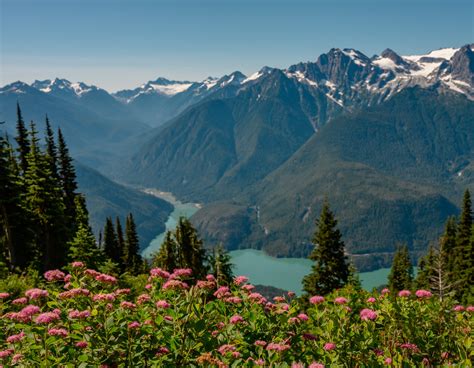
[1,44,473,270]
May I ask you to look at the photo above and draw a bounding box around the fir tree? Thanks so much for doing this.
[454,189,472,302]
[174,217,208,279]
[57,128,77,234]
[124,213,142,275]
[302,201,349,296]
[209,245,234,286]
[115,217,125,271]
[441,216,458,277]
[415,245,437,290]
[68,195,104,269]
[388,244,413,293]
[153,231,178,272]
[103,217,121,265]
[23,122,67,270]
[0,135,32,269]
[44,116,59,179]
[15,103,29,175]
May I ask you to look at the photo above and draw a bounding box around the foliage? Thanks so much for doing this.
[0,265,472,367]
[388,245,413,293]
[303,201,349,296]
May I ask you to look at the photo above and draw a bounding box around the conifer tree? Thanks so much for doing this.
[57,128,77,234]
[44,116,59,179]
[124,213,142,275]
[388,244,413,293]
[209,245,234,286]
[441,216,458,277]
[302,201,349,296]
[15,103,29,175]
[415,245,437,290]
[454,189,472,302]
[174,217,208,279]
[68,195,104,269]
[153,231,178,272]
[103,217,121,265]
[0,135,32,269]
[115,217,125,271]
[23,122,67,269]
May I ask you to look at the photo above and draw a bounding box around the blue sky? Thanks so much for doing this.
[1,0,473,91]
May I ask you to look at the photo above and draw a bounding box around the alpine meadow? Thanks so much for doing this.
[0,0,473,366]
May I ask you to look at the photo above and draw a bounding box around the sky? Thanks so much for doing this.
[1,0,473,92]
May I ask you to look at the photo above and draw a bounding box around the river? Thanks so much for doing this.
[142,189,392,294]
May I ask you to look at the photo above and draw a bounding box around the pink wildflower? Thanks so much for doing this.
[254,340,267,347]
[298,313,309,321]
[170,268,192,279]
[71,261,85,268]
[75,341,88,349]
[44,269,66,282]
[58,288,90,299]
[287,291,296,298]
[137,294,151,304]
[114,289,131,295]
[162,279,188,290]
[68,310,90,319]
[291,363,304,368]
[367,297,376,303]
[6,331,25,343]
[218,344,236,355]
[35,312,60,324]
[156,300,171,309]
[334,297,348,304]
[206,274,216,281]
[224,296,242,304]
[25,288,49,300]
[92,293,115,302]
[164,315,173,322]
[323,342,336,351]
[0,349,13,358]
[241,284,255,292]
[95,273,117,284]
[85,269,100,277]
[12,353,22,364]
[48,328,68,337]
[20,304,41,317]
[266,343,290,352]
[196,280,215,289]
[453,305,465,312]
[64,274,72,282]
[0,293,10,299]
[120,301,136,309]
[229,314,244,324]
[398,290,411,297]
[214,286,231,299]
[12,297,27,305]
[128,321,140,329]
[232,351,241,358]
[233,275,248,285]
[466,306,474,312]
[381,288,390,295]
[384,357,392,365]
[150,268,170,279]
[310,295,325,304]
[400,343,419,352]
[273,296,285,303]
[309,363,325,368]
[156,347,170,356]
[360,308,378,321]
[415,289,432,298]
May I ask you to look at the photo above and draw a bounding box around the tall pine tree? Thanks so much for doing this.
[388,244,413,293]
[57,128,78,236]
[209,245,233,286]
[153,231,178,272]
[23,122,67,270]
[103,217,121,266]
[68,195,104,269]
[302,201,349,296]
[44,116,59,179]
[15,103,29,175]
[124,213,142,275]
[0,134,32,269]
[115,217,125,271]
[454,190,472,302]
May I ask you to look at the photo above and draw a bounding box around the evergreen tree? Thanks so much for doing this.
[23,122,67,270]
[0,135,32,269]
[174,217,208,279]
[115,217,125,271]
[44,116,59,179]
[68,195,104,269]
[440,216,458,277]
[57,128,78,234]
[388,244,413,293]
[15,103,29,175]
[209,245,233,286]
[415,245,437,290]
[302,201,349,296]
[153,231,178,272]
[124,213,142,275]
[454,190,473,302]
[103,217,121,265]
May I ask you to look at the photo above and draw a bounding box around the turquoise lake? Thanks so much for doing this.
[142,189,391,294]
